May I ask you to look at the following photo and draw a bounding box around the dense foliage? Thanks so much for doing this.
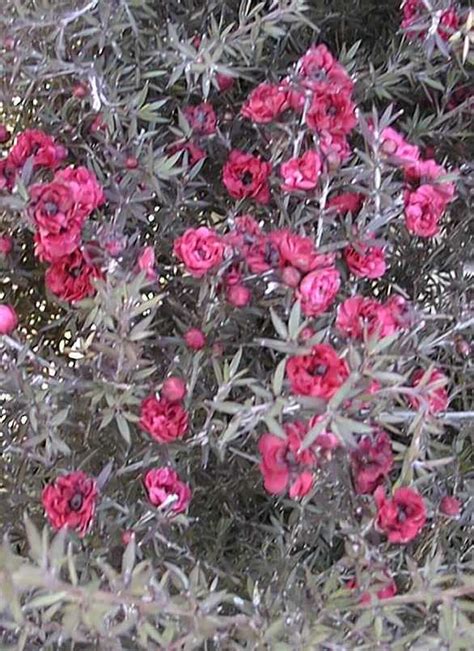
[0,1,473,649]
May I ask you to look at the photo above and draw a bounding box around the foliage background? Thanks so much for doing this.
[0,0,473,649]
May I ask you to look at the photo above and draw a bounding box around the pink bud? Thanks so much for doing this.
[226,284,251,308]
[162,377,187,402]
[299,326,315,342]
[0,125,11,145]
[105,238,126,257]
[439,496,461,517]
[72,82,89,99]
[122,530,135,545]
[0,235,13,255]
[125,156,139,170]
[184,328,206,350]
[137,246,157,280]
[3,37,15,51]
[216,73,234,92]
[281,266,301,288]
[90,113,106,133]
[0,304,18,334]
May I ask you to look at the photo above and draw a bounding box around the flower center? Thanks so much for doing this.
[69,493,84,511]
[312,364,327,376]
[45,202,58,215]
[241,171,253,185]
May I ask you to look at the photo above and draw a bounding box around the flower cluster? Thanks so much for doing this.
[401,0,460,42]
[0,129,105,304]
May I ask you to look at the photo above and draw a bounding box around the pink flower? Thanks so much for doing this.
[162,377,187,402]
[374,486,426,544]
[240,83,288,124]
[184,102,217,135]
[286,343,349,400]
[0,304,18,334]
[144,467,191,514]
[319,131,352,167]
[55,166,105,220]
[380,127,420,165]
[336,296,398,340]
[226,284,251,307]
[404,185,447,238]
[348,570,397,604]
[0,124,11,144]
[216,73,234,92]
[351,431,393,494]
[225,214,262,253]
[404,159,456,203]
[296,44,353,93]
[9,129,67,169]
[174,227,225,277]
[345,238,386,279]
[408,368,449,414]
[258,421,316,498]
[296,267,341,317]
[139,395,188,443]
[137,246,157,280]
[222,150,272,204]
[184,328,206,350]
[274,230,334,274]
[280,150,321,192]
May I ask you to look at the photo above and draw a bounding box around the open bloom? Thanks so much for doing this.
[380,127,420,166]
[139,395,188,443]
[222,150,271,204]
[286,343,349,400]
[336,296,399,340]
[144,467,191,514]
[184,102,217,135]
[174,227,225,277]
[280,150,321,192]
[9,129,67,170]
[45,249,102,303]
[404,185,447,238]
[241,82,288,123]
[351,431,393,494]
[374,486,426,543]
[42,471,98,536]
[345,238,386,279]
[306,84,356,136]
[258,421,316,498]
[408,368,449,413]
[296,266,341,317]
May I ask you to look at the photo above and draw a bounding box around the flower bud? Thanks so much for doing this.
[162,377,187,402]
[184,328,206,350]
[0,304,18,334]
[226,284,251,308]
[439,495,461,517]
[125,156,139,170]
[73,82,89,99]
[0,125,11,145]
[281,266,301,288]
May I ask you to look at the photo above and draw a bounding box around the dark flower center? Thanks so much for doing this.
[327,105,338,116]
[69,493,84,511]
[397,505,407,523]
[312,364,327,376]
[264,241,279,266]
[241,171,253,185]
[45,202,58,215]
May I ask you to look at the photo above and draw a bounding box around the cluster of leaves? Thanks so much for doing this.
[0,1,473,649]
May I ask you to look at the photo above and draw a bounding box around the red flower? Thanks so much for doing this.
[327,192,364,216]
[55,166,105,220]
[144,467,191,514]
[0,124,11,144]
[345,238,386,279]
[402,1,459,41]
[0,304,18,334]
[351,431,393,494]
[184,328,206,350]
[296,267,341,317]
[244,236,279,272]
[222,149,271,204]
[184,102,217,135]
[404,185,447,238]
[306,85,356,136]
[45,249,102,303]
[9,129,67,170]
[336,296,398,340]
[408,368,449,414]
[374,486,426,543]
[168,140,206,166]
[216,73,234,92]
[286,343,349,399]
[273,230,334,274]
[404,159,455,203]
[226,283,251,307]
[319,131,352,167]
[439,496,461,517]
[258,421,316,498]
[0,158,18,192]
[42,471,98,537]
[348,570,397,604]
[296,44,353,93]
[280,150,321,192]
[225,214,262,253]
[240,83,288,124]
[139,395,188,443]
[174,226,225,277]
